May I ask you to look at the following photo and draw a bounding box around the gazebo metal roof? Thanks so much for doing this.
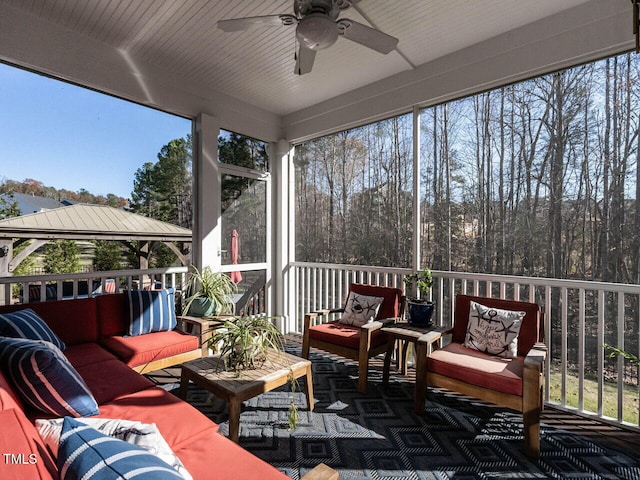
[0,204,192,242]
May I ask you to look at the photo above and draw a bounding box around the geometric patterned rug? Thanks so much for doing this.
[168,346,640,480]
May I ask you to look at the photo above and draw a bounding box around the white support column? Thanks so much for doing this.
[271,139,294,332]
[412,105,421,271]
[192,113,221,271]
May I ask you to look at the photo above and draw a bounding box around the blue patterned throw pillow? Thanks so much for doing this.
[127,288,177,337]
[0,337,98,417]
[57,417,185,480]
[0,308,65,350]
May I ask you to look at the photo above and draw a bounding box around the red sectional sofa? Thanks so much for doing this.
[0,293,336,480]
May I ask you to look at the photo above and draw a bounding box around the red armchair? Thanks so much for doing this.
[413,294,546,458]
[302,283,404,393]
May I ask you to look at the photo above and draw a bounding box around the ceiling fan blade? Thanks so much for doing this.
[294,45,317,75]
[336,19,398,54]
[217,14,297,32]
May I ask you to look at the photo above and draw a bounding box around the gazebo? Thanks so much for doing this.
[0,204,192,277]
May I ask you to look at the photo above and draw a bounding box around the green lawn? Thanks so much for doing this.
[548,364,639,425]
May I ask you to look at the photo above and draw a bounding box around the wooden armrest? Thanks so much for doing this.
[361,317,396,332]
[300,463,339,480]
[524,342,547,371]
[304,308,344,322]
[416,327,451,348]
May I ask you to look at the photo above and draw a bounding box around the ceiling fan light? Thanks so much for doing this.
[296,14,338,50]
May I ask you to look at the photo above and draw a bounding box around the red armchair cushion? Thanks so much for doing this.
[452,295,541,356]
[427,342,524,396]
[308,320,387,350]
[62,343,119,368]
[349,284,402,320]
[99,330,198,368]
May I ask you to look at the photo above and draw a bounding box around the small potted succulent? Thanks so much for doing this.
[403,267,435,326]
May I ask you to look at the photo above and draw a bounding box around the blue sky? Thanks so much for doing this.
[0,63,191,199]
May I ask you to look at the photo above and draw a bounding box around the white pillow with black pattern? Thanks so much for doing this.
[463,301,525,358]
[339,292,384,327]
[36,417,192,480]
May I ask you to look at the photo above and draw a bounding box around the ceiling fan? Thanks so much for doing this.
[217,0,399,75]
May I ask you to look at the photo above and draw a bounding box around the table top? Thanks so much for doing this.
[382,321,437,341]
[181,349,310,396]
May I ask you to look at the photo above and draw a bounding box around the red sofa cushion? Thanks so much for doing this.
[99,330,198,368]
[96,387,219,446]
[0,408,56,480]
[175,428,289,480]
[427,342,524,396]
[308,320,387,350]
[0,370,22,411]
[452,295,541,356]
[95,293,129,337]
[349,284,403,320]
[62,342,119,368]
[70,359,155,406]
[0,298,99,346]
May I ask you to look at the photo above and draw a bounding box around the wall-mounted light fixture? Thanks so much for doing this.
[0,245,8,258]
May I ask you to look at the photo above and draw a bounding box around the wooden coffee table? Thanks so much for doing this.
[178,349,314,443]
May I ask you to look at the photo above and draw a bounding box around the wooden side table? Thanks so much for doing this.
[178,349,314,443]
[381,322,440,385]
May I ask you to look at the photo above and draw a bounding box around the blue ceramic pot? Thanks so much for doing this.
[407,301,435,326]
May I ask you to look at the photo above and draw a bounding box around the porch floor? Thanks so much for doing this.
[146,333,640,472]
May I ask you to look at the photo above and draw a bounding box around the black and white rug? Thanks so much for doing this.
[170,347,640,480]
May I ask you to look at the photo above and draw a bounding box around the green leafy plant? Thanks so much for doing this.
[403,267,433,302]
[207,316,300,430]
[209,316,284,372]
[605,344,640,365]
[182,265,237,317]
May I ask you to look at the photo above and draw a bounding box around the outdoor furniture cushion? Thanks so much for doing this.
[0,368,23,411]
[0,408,56,480]
[127,288,177,336]
[36,417,192,479]
[0,309,65,350]
[173,428,291,480]
[70,359,154,406]
[0,298,100,347]
[463,301,525,358]
[57,417,184,480]
[349,283,402,320]
[0,337,99,417]
[339,291,384,326]
[61,343,120,369]
[308,320,387,350]
[427,342,524,396]
[95,387,220,449]
[100,330,198,369]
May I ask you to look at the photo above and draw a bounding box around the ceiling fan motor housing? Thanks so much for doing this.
[296,13,339,50]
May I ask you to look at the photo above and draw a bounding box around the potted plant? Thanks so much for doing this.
[207,315,300,429]
[182,266,237,317]
[403,267,435,326]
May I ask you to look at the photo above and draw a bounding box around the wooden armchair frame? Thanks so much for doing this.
[413,294,547,458]
[302,284,405,394]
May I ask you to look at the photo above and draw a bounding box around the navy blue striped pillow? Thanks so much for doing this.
[127,288,177,337]
[0,337,98,417]
[58,417,184,480]
[0,308,65,350]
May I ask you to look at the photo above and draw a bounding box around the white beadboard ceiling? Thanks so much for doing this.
[0,0,596,117]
